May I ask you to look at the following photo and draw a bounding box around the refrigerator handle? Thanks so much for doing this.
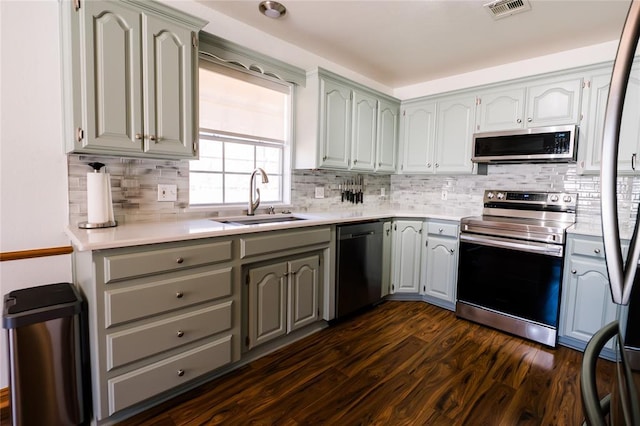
[601,0,640,305]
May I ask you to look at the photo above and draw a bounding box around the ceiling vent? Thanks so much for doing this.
[484,0,532,20]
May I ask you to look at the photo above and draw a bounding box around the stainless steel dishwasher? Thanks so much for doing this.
[335,221,383,319]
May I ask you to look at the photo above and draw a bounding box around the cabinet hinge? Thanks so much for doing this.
[403,110,406,116]
[245,274,250,285]
[76,127,84,142]
[583,80,591,89]
[394,223,397,231]
[74,0,81,11]
[391,284,395,291]
[426,240,428,247]
[245,336,250,347]
[193,141,197,152]
[476,97,481,106]
[192,33,198,48]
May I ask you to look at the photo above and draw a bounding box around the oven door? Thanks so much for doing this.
[457,233,564,329]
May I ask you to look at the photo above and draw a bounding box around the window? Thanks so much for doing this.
[190,60,292,206]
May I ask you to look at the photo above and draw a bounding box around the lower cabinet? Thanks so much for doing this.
[247,254,320,350]
[559,233,625,355]
[74,237,240,421]
[421,221,459,310]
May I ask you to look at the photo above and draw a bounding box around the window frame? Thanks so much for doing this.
[190,58,294,209]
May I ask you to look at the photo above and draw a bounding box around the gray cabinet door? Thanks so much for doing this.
[376,100,399,172]
[248,262,288,349]
[288,255,320,332]
[476,87,525,132]
[391,220,422,293]
[400,102,436,173]
[561,256,619,350]
[82,1,143,153]
[423,235,458,305]
[435,95,475,174]
[580,69,640,174]
[525,77,582,127]
[351,90,377,171]
[142,15,195,157]
[319,78,352,169]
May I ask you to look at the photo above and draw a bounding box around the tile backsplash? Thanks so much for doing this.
[68,154,640,226]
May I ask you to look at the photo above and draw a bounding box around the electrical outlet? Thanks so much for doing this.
[441,190,448,201]
[158,184,177,201]
[380,188,386,196]
[314,186,325,199]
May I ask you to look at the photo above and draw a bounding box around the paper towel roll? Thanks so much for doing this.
[87,172,110,224]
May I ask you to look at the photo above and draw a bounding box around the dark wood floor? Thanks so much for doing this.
[115,301,614,425]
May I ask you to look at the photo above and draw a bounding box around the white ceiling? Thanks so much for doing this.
[197,0,632,88]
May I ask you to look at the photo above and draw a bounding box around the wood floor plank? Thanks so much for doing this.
[109,301,615,426]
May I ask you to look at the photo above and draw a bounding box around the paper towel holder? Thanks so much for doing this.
[78,162,117,229]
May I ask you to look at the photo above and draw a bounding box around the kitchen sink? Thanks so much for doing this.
[212,215,308,226]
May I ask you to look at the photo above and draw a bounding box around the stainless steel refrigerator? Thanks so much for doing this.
[587,1,640,423]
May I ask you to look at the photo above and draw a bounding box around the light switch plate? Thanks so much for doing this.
[158,184,177,201]
[441,190,448,201]
[315,186,325,199]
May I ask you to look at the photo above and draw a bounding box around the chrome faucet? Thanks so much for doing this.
[248,168,269,215]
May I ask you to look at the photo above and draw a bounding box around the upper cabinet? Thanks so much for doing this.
[61,0,207,159]
[399,93,475,174]
[295,68,400,172]
[375,99,400,173]
[578,65,640,174]
[475,76,583,133]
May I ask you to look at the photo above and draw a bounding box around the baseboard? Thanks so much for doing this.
[1,387,8,422]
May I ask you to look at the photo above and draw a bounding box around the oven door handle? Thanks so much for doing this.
[460,234,564,257]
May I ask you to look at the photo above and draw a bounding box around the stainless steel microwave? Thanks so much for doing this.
[472,125,578,163]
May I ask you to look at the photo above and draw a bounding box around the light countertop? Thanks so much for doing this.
[65,208,477,251]
[568,221,636,240]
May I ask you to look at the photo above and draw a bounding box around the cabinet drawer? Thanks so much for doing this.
[107,335,232,415]
[240,227,331,258]
[571,238,606,259]
[427,221,459,238]
[106,301,232,370]
[103,240,232,283]
[105,267,232,327]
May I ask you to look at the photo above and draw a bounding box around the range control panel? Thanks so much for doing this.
[483,190,577,212]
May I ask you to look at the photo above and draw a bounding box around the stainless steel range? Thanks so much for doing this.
[456,189,577,347]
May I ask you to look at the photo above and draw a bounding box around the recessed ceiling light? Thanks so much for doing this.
[259,1,286,19]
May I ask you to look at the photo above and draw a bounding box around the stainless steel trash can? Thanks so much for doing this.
[2,283,85,426]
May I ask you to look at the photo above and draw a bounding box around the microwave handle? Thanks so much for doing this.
[601,0,640,305]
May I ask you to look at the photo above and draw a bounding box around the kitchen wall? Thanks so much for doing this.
[0,0,73,389]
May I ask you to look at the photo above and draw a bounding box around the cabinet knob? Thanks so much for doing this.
[177,369,185,377]
[177,330,184,338]
[353,160,358,164]
[176,291,184,299]
[323,156,327,161]
[378,162,382,167]
[450,249,455,254]
[148,135,157,141]
[516,119,522,124]
[176,257,184,264]
[527,117,532,123]
[427,162,432,168]
[439,228,444,233]
[571,269,577,274]
[435,163,439,168]
[135,133,143,140]
[594,248,601,254]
